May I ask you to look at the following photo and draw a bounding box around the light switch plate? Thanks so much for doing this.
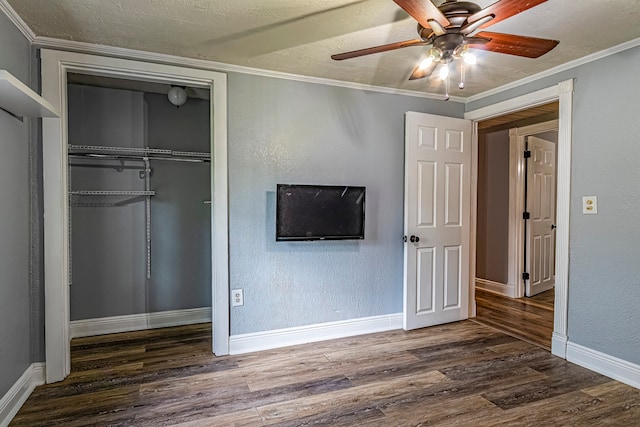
[582,196,597,214]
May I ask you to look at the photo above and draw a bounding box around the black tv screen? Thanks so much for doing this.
[276,184,365,241]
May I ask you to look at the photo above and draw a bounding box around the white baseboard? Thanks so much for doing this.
[567,341,640,389]
[70,307,212,338]
[551,332,568,358]
[475,278,516,298]
[229,313,403,355]
[0,363,45,427]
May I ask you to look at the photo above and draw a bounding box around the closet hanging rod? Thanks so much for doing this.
[68,144,210,161]
[68,159,148,170]
[70,190,155,196]
[68,152,209,163]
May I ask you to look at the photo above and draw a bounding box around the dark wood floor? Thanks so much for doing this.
[12,321,640,426]
[474,287,554,350]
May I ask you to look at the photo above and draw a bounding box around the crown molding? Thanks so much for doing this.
[0,0,35,42]
[32,36,465,103]
[18,20,640,106]
[466,36,640,104]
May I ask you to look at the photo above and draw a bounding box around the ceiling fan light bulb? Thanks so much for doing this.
[419,57,434,70]
[463,52,477,65]
[439,65,449,80]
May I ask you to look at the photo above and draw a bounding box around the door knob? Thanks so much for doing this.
[551,224,557,230]
[410,235,420,243]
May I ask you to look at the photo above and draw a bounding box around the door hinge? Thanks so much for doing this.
[523,211,530,220]
[522,272,530,280]
[524,150,531,158]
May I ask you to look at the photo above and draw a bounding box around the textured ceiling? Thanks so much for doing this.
[8,0,640,98]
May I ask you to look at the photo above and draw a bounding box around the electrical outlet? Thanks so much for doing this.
[582,196,598,214]
[231,289,244,307]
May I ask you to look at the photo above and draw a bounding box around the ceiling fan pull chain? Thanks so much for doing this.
[444,71,450,101]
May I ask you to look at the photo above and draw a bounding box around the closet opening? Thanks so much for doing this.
[66,73,213,340]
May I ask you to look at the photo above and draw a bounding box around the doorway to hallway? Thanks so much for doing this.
[474,103,558,349]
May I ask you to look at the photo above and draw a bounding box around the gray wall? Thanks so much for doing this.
[68,86,211,320]
[467,45,640,364]
[228,73,464,335]
[146,93,211,312]
[476,128,509,284]
[0,13,33,399]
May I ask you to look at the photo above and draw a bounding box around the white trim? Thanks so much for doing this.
[567,342,640,390]
[465,85,558,121]
[0,0,35,42]
[475,278,515,298]
[0,363,45,427]
[551,79,573,358]
[32,36,464,102]
[465,80,573,359]
[469,121,478,318]
[69,308,212,338]
[229,313,403,355]
[466,37,640,104]
[41,49,230,383]
[552,332,568,358]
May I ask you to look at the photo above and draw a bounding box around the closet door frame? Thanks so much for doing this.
[41,49,229,383]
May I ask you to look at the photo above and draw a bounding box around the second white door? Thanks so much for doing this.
[526,136,556,297]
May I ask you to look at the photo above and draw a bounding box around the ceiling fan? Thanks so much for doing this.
[331,0,559,98]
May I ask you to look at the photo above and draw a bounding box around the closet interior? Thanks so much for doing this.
[67,74,212,325]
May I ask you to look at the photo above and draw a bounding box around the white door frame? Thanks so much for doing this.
[465,79,573,358]
[41,49,230,383]
[508,120,559,298]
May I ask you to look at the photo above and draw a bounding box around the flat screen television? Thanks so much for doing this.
[276,184,365,241]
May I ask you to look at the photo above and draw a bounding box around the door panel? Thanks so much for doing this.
[444,245,461,308]
[417,248,435,313]
[404,112,471,330]
[526,136,556,296]
[418,161,436,227]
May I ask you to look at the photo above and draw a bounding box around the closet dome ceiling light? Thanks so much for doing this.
[168,86,187,107]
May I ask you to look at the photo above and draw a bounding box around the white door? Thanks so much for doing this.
[526,136,556,296]
[403,112,471,330]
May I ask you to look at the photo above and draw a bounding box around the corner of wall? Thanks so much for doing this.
[0,363,45,427]
[0,0,35,43]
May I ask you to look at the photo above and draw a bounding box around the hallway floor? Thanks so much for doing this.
[474,288,554,350]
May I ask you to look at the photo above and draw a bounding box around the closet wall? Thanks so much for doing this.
[68,83,211,321]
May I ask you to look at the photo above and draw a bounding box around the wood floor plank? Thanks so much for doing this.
[11,321,639,426]
[380,393,500,425]
[256,370,446,425]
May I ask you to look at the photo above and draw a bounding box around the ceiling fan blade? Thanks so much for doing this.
[469,32,559,58]
[393,0,450,29]
[467,0,548,30]
[409,60,437,80]
[331,39,428,60]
